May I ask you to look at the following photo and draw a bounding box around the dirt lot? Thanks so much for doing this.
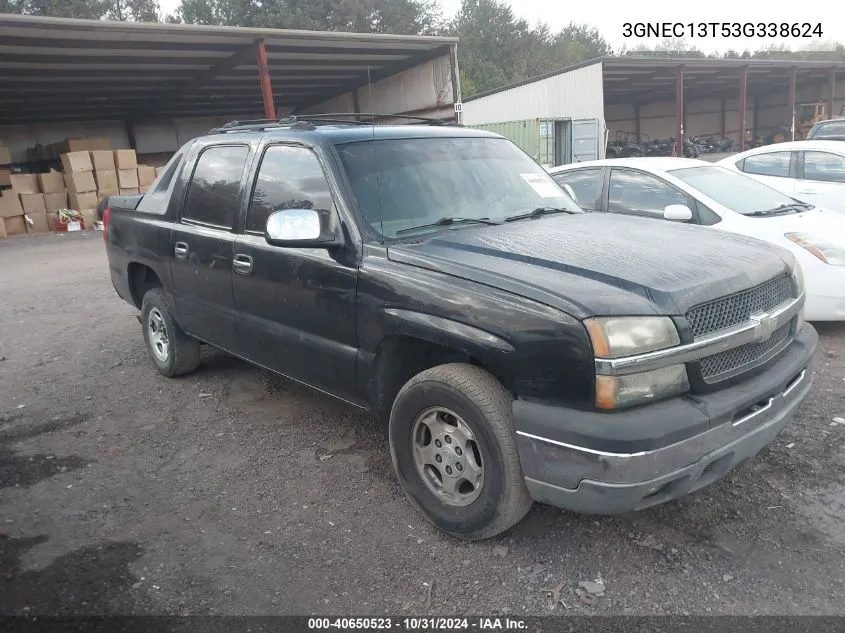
[1,232,844,616]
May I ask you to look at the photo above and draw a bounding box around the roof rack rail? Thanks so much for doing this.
[208,112,460,134]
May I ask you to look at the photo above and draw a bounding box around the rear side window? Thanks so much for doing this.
[802,151,845,183]
[741,152,791,178]
[246,145,336,234]
[552,168,602,209]
[182,145,249,228]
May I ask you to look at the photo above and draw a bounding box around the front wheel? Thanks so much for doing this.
[389,363,533,540]
[140,288,201,377]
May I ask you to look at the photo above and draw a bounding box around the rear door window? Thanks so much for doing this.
[802,151,845,183]
[181,145,249,229]
[740,152,792,178]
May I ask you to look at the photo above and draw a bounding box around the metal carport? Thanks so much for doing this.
[0,14,460,157]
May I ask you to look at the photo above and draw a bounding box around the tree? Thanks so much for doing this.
[106,0,160,22]
[1,0,161,20]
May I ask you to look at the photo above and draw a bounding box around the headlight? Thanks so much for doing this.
[585,316,687,410]
[584,316,680,358]
[596,365,690,410]
[786,233,845,266]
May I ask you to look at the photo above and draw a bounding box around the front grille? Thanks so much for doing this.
[685,275,796,384]
[699,322,791,382]
[685,275,793,338]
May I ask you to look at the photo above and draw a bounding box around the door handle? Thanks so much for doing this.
[174,242,189,260]
[233,254,253,275]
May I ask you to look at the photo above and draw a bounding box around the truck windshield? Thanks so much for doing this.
[336,136,581,239]
[668,165,806,215]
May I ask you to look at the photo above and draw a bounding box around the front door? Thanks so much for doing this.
[170,143,251,351]
[232,143,360,402]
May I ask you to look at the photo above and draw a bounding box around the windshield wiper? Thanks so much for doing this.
[748,202,813,217]
[504,207,577,222]
[395,216,501,236]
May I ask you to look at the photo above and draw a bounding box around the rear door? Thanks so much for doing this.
[170,143,251,351]
[232,143,360,401]
[797,150,845,211]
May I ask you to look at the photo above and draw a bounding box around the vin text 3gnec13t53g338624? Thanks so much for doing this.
[100,116,817,540]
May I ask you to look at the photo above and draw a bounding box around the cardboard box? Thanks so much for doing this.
[69,192,98,210]
[95,170,119,192]
[91,150,116,172]
[61,151,93,173]
[0,217,6,239]
[20,193,46,215]
[154,166,163,178]
[10,173,39,194]
[44,191,67,213]
[37,170,64,194]
[118,168,139,188]
[0,190,23,218]
[137,165,157,186]
[80,208,99,230]
[138,184,150,194]
[57,139,89,154]
[4,215,26,236]
[64,171,97,194]
[0,168,10,186]
[25,211,49,234]
[0,144,11,165]
[119,188,140,195]
[114,149,137,170]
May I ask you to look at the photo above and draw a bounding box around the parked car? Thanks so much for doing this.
[715,140,845,214]
[549,157,845,321]
[806,118,845,142]
[103,118,816,540]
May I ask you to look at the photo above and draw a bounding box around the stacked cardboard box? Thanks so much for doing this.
[0,173,51,237]
[115,149,139,195]
[61,151,98,229]
[25,137,112,163]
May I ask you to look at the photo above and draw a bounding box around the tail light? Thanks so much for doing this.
[102,206,112,241]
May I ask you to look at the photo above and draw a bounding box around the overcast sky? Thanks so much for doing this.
[158,0,843,55]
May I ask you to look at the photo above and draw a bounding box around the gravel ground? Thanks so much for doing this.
[1,232,844,617]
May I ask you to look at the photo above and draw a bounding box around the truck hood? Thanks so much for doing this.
[387,213,795,319]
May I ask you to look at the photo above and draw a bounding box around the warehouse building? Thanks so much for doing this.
[462,57,845,167]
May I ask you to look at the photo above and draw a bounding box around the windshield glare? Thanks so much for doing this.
[668,165,800,214]
[336,136,582,238]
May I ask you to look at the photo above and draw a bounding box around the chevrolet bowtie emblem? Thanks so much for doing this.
[750,312,776,342]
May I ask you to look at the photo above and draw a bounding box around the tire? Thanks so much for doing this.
[389,363,532,541]
[140,288,201,377]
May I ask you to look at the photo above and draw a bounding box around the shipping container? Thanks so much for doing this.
[471,117,603,167]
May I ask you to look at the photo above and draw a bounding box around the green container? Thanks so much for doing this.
[471,119,570,167]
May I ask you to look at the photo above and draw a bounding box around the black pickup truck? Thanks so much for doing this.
[103,116,817,540]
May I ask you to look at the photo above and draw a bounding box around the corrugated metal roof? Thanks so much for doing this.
[466,56,845,106]
[0,14,457,124]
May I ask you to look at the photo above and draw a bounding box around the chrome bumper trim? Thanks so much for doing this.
[515,365,811,484]
[594,293,804,376]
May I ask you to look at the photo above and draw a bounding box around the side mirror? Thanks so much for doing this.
[663,204,693,222]
[265,208,344,248]
[561,183,578,203]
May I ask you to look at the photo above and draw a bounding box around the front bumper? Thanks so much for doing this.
[514,324,818,514]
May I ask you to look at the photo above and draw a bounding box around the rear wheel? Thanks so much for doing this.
[140,288,201,377]
[389,363,532,540]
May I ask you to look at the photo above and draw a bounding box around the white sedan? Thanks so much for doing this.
[716,140,845,213]
[548,157,845,321]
